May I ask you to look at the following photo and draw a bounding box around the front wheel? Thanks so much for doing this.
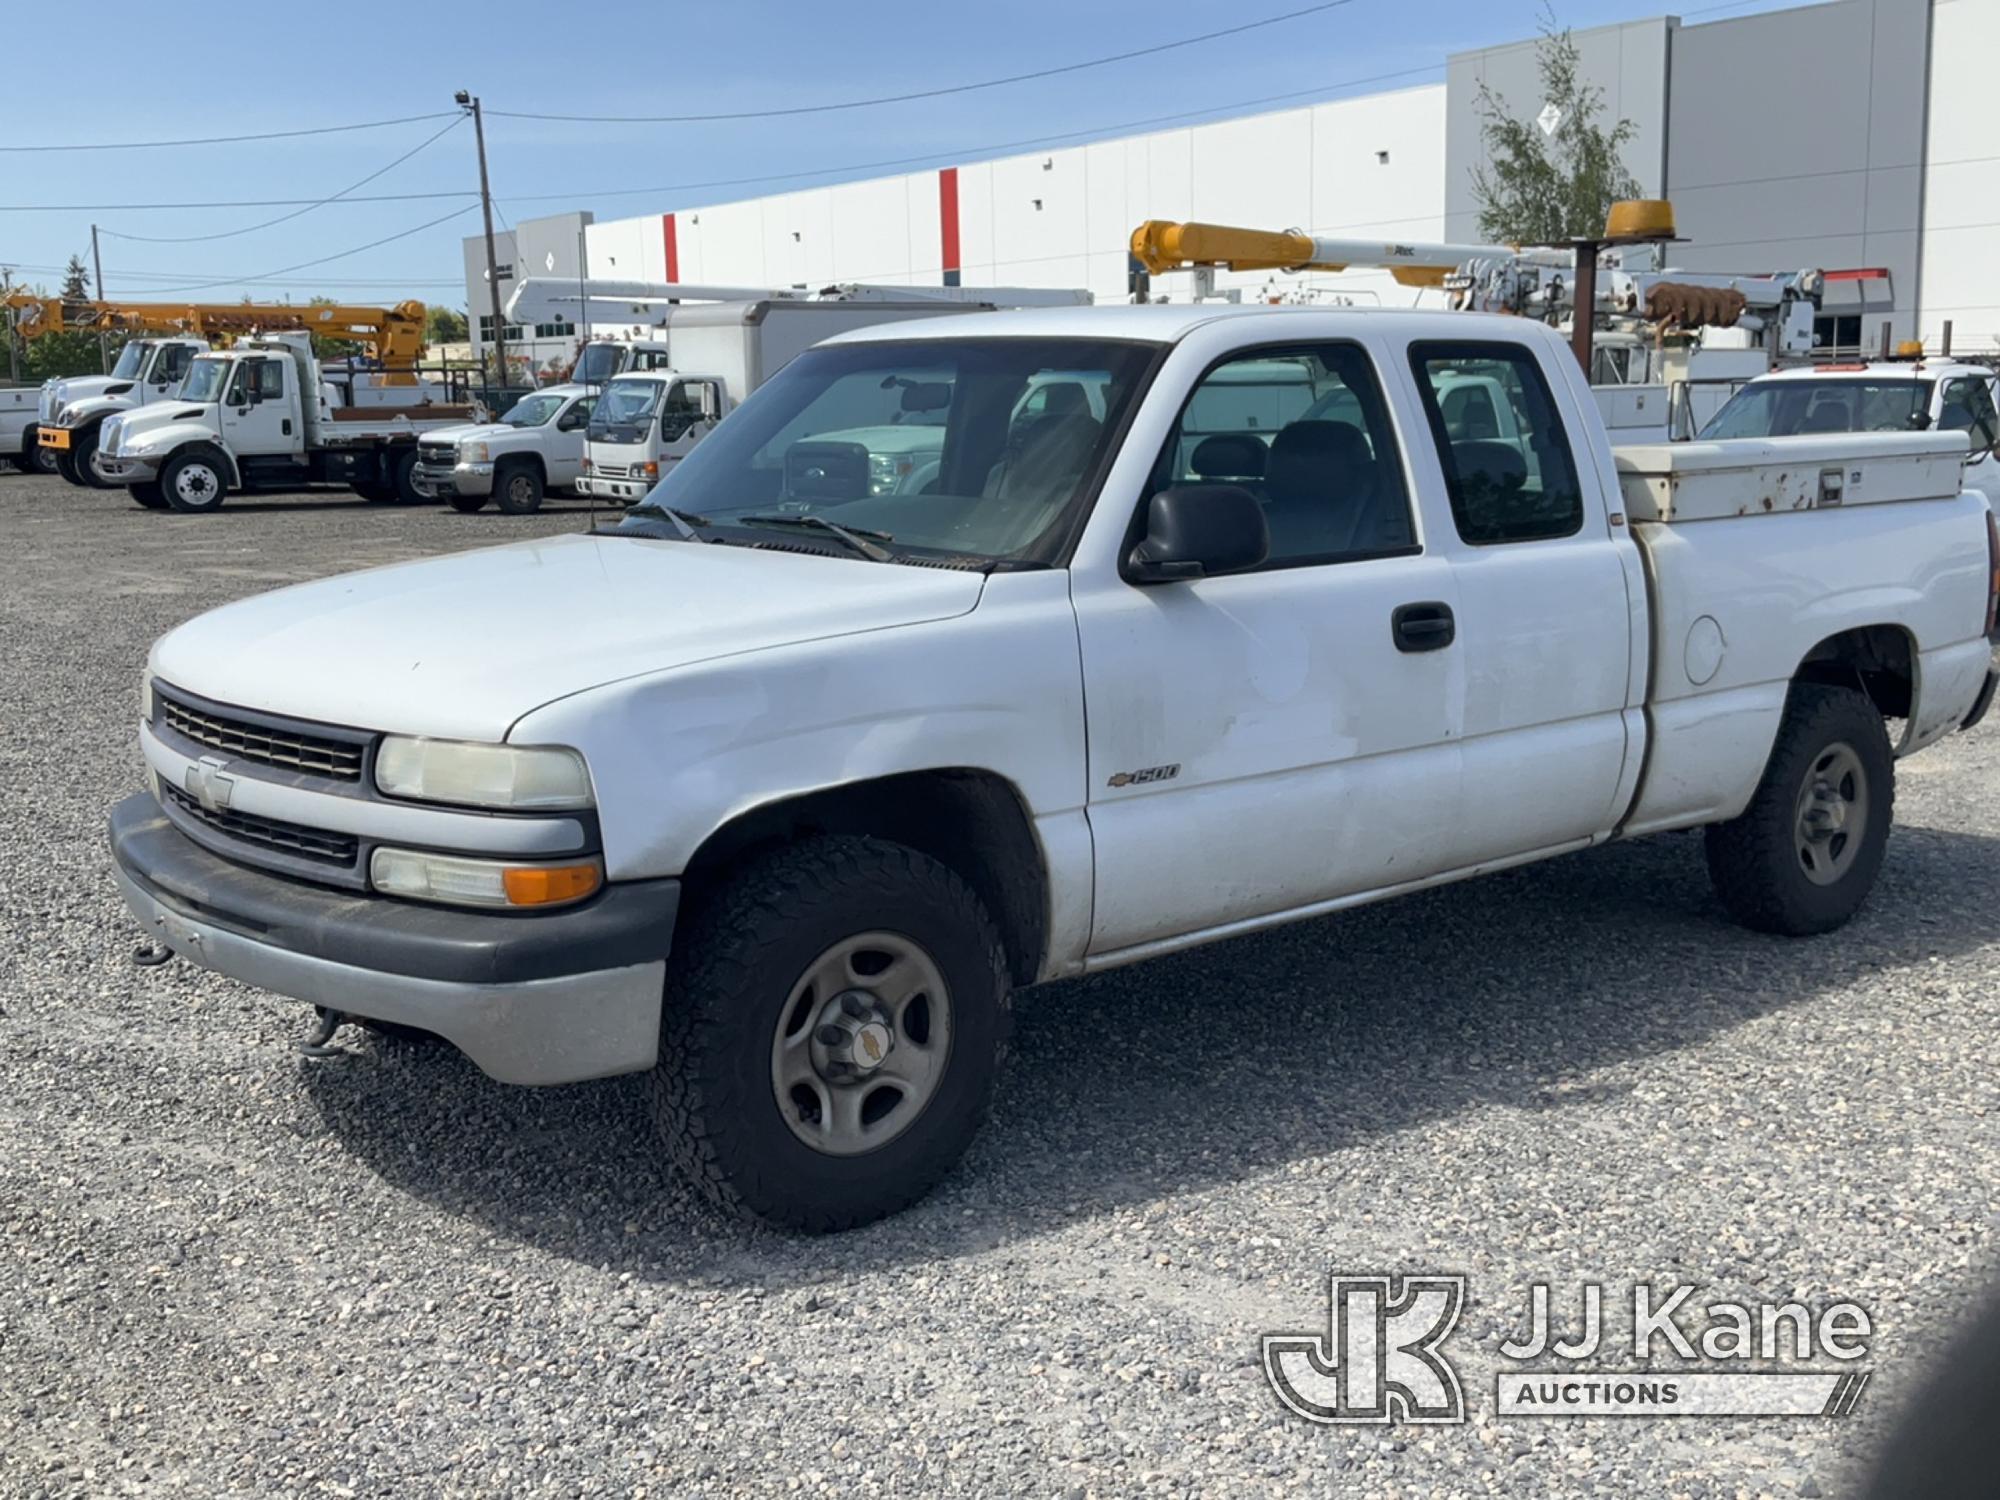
[72,425,113,489]
[161,450,228,513]
[494,460,545,515]
[390,448,426,505]
[446,492,488,513]
[130,480,169,510]
[1705,682,1894,935]
[53,449,82,486]
[650,836,1010,1232]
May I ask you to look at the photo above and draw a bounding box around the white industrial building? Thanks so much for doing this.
[469,0,2000,375]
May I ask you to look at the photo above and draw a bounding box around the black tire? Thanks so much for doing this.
[494,459,545,515]
[651,835,1010,1232]
[446,491,488,513]
[390,448,426,505]
[351,480,397,503]
[160,448,229,514]
[54,448,81,486]
[1705,682,1894,936]
[26,431,58,476]
[71,424,113,489]
[130,480,169,510]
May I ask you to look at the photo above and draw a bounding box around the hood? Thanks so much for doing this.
[51,376,116,407]
[150,532,986,741]
[120,402,214,441]
[61,391,139,423]
[426,420,522,446]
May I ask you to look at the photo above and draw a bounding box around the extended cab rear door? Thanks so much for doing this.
[1396,336,1645,863]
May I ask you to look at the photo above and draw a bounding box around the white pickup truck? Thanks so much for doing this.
[412,383,596,513]
[109,306,1999,1231]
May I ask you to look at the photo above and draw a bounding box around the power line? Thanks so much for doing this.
[0,110,461,155]
[103,205,480,294]
[490,0,1360,124]
[0,191,475,212]
[98,116,468,244]
[505,62,1447,207]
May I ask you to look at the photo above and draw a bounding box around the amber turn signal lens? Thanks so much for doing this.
[503,863,602,907]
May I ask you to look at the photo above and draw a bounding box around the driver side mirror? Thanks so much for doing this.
[697,384,721,422]
[1126,485,1268,584]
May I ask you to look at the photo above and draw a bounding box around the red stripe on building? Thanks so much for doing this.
[662,212,680,282]
[1822,267,1889,282]
[938,168,961,287]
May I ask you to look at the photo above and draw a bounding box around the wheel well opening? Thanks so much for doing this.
[1796,625,1914,720]
[682,770,1049,988]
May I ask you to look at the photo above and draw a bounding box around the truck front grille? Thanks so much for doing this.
[159,688,365,782]
[161,782,360,867]
[418,443,456,467]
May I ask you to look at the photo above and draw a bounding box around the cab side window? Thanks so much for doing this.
[660,381,715,440]
[1151,343,1417,570]
[1410,342,1584,545]
[1939,377,2000,454]
[255,360,285,400]
[159,345,194,384]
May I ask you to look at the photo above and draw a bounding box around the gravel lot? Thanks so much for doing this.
[2,471,1996,1498]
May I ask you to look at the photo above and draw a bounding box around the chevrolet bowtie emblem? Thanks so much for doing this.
[185,755,236,814]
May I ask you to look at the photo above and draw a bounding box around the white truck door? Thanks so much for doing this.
[1401,337,1637,864]
[658,379,721,473]
[1937,374,2000,505]
[1073,336,1466,958]
[219,358,295,457]
[550,394,594,487]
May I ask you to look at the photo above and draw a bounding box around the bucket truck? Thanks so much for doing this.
[1128,202,1824,442]
[19,298,444,488]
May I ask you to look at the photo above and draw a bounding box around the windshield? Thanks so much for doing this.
[110,342,148,381]
[574,343,627,384]
[504,392,566,427]
[588,378,666,440]
[615,337,1157,566]
[179,357,230,404]
[1701,378,1933,439]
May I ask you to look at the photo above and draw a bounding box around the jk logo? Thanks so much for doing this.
[1263,1274,1467,1424]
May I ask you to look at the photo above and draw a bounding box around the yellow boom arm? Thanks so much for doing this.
[3,297,429,384]
[1130,219,1521,288]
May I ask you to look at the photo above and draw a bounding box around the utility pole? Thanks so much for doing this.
[90,223,109,374]
[456,91,509,394]
[2,266,19,385]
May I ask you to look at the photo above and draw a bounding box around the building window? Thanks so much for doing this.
[476,316,531,343]
[532,319,575,339]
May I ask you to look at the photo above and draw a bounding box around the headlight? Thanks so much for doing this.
[52,405,67,426]
[373,736,592,810]
[370,848,602,909]
[462,441,489,463]
[104,417,124,455]
[869,452,914,495]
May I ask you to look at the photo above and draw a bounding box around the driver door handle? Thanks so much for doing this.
[1391,601,1456,653]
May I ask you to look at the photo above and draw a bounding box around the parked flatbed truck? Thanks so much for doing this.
[111,305,1999,1228]
[95,332,478,511]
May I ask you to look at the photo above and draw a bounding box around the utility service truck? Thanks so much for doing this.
[1700,348,2000,507]
[25,299,437,490]
[95,332,476,511]
[111,302,1998,1231]
[1131,201,1824,444]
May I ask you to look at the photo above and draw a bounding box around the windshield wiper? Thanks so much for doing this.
[735,513,895,562]
[620,501,711,541]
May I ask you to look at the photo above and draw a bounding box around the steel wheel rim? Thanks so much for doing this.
[507,473,534,506]
[33,447,56,474]
[1794,740,1868,887]
[769,931,953,1157]
[174,464,218,504]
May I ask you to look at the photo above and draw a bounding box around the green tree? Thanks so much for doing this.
[1469,14,1643,244]
[59,254,91,302]
[425,304,468,343]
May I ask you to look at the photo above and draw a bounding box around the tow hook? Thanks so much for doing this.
[132,941,176,968]
[298,1006,349,1059]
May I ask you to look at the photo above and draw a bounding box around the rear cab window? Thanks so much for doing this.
[1408,341,1584,545]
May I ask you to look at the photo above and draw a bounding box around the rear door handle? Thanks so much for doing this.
[1391,601,1456,653]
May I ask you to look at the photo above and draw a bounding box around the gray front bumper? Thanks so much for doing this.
[413,460,494,499]
[98,455,160,483]
[110,794,675,1085]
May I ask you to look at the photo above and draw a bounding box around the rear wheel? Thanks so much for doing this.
[1705,682,1894,935]
[27,432,58,476]
[494,459,545,515]
[161,449,228,514]
[390,448,426,505]
[130,480,169,510]
[650,836,1010,1232]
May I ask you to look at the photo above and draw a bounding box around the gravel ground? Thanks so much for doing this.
[2,471,1997,1499]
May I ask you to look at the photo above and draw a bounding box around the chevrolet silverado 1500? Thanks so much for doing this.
[110,306,2000,1230]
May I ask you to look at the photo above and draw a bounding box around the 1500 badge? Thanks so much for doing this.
[1107,764,1180,788]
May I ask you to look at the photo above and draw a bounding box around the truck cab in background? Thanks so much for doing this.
[37,338,205,487]
[1701,356,2000,506]
[571,338,672,385]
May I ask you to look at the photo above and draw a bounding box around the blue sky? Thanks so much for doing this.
[0,0,1809,310]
